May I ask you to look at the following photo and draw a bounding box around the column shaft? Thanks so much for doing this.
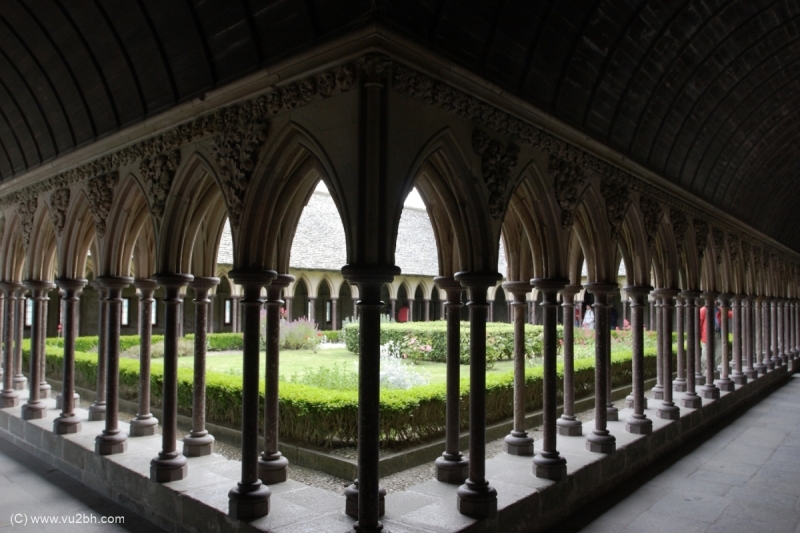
[557,286,582,436]
[53,279,86,434]
[21,281,53,420]
[681,291,702,408]
[585,283,616,453]
[701,292,721,399]
[0,284,19,407]
[88,285,108,421]
[130,280,158,436]
[503,281,534,456]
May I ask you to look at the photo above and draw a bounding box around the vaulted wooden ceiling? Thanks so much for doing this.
[1,1,799,249]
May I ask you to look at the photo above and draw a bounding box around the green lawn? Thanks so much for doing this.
[180,347,516,384]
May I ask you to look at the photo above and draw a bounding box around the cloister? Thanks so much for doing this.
[0,3,799,533]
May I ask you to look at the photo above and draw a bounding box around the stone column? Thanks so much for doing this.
[775,299,783,367]
[673,294,687,392]
[183,277,219,457]
[455,271,501,518]
[95,276,133,455]
[330,297,338,330]
[780,299,789,365]
[21,280,54,420]
[36,285,51,400]
[151,273,193,483]
[648,297,655,331]
[700,291,721,400]
[0,283,20,407]
[533,278,569,480]
[557,285,583,436]
[487,299,494,322]
[308,297,316,322]
[440,299,446,320]
[742,296,756,380]
[233,294,243,333]
[12,287,26,391]
[715,294,734,392]
[53,279,86,434]
[424,299,430,322]
[656,289,680,420]
[259,274,293,484]
[651,295,664,400]
[390,298,396,320]
[227,270,274,520]
[503,281,534,456]
[626,286,653,434]
[284,296,293,322]
[731,295,746,385]
[408,297,415,322]
[605,288,619,422]
[88,283,108,421]
[130,280,159,436]
[680,291,702,408]
[769,298,779,368]
[694,296,705,386]
[585,282,616,454]
[753,296,766,375]
[434,277,468,483]
[794,301,799,360]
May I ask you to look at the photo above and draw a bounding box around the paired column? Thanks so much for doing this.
[130,280,159,436]
[151,273,193,483]
[88,282,108,421]
[95,276,133,455]
[454,272,501,518]
[700,292,721,400]
[21,280,54,420]
[259,274,293,484]
[557,285,583,436]
[423,299,430,321]
[53,279,86,434]
[12,289,26,391]
[673,294,686,392]
[680,291,702,408]
[775,299,784,367]
[331,297,338,330]
[408,297,415,322]
[754,297,766,375]
[585,282,616,454]
[625,286,653,434]
[532,278,568,480]
[651,296,664,400]
[605,288,619,422]
[37,287,51,400]
[694,295,705,385]
[731,295,746,385]
[503,281,534,456]
[655,289,680,420]
[0,283,20,408]
[433,277,469,483]
[716,294,734,392]
[742,296,756,380]
[780,299,789,365]
[183,277,219,457]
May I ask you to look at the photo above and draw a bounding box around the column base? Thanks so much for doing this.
[53,415,82,435]
[95,431,128,455]
[625,415,652,435]
[12,376,26,390]
[556,416,583,436]
[743,368,757,379]
[55,392,80,410]
[716,378,735,392]
[150,452,188,482]
[228,483,270,521]
[700,385,720,400]
[695,373,706,386]
[656,403,680,420]
[672,378,687,392]
[257,453,289,485]
[681,393,702,409]
[88,403,106,421]
[344,482,386,518]
[183,432,215,457]
[129,416,159,437]
[586,431,616,454]
[434,454,469,484]
[533,452,567,481]
[651,386,664,400]
[504,431,534,456]
[606,405,619,421]
[766,360,775,371]
[624,394,633,409]
[754,363,766,376]
[39,383,51,399]
[21,402,46,420]
[0,391,19,408]
[456,481,497,518]
[731,372,747,385]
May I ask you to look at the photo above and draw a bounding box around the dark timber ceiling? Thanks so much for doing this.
[1,1,799,250]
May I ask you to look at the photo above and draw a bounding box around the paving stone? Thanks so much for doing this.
[619,510,710,533]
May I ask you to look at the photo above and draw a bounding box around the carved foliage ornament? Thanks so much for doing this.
[48,188,70,237]
[640,196,662,250]
[472,130,519,219]
[727,234,739,266]
[694,219,709,259]
[712,228,725,265]
[17,197,36,247]
[140,150,180,219]
[552,156,587,230]
[740,240,751,270]
[600,178,629,242]
[86,172,118,238]
[670,209,689,253]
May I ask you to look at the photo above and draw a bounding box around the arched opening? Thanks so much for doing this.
[413,285,425,321]
[431,287,442,321]
[338,281,354,328]
[317,279,332,330]
[293,278,310,321]
[494,286,508,323]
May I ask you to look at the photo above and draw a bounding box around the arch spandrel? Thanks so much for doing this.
[1,213,25,282]
[99,173,151,278]
[59,191,97,280]
[26,201,58,282]
[617,200,651,288]
[653,218,680,290]
[572,182,618,283]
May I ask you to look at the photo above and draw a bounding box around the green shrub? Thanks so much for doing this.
[280,318,321,350]
[321,330,340,343]
[185,332,243,351]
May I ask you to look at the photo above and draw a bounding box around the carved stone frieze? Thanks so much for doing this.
[694,219,709,259]
[712,228,725,265]
[740,240,751,270]
[86,172,118,238]
[727,234,739,266]
[48,188,70,237]
[552,156,587,230]
[753,247,762,272]
[640,196,662,250]
[17,197,36,247]
[472,130,519,219]
[670,209,689,254]
[140,150,180,219]
[600,178,629,243]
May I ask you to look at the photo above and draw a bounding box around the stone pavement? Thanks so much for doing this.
[0,435,166,532]
[550,374,800,533]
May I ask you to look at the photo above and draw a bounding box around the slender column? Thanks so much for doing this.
[770,298,779,368]
[53,279,86,434]
[390,298,396,319]
[434,277,469,483]
[308,297,316,322]
[12,288,26,391]
[440,299,446,321]
[95,276,133,455]
[284,296,293,322]
[0,283,20,407]
[715,294,734,392]
[680,291,702,408]
[585,282,616,454]
[794,301,799,360]
[130,280,159,436]
[742,296,756,379]
[605,289,619,422]
[0,289,4,385]
[21,280,54,420]
[455,271,500,518]
[88,284,108,421]
[331,297,339,330]
[762,297,772,371]
[533,278,568,480]
[700,291,721,400]
[487,299,494,322]
[557,285,583,436]
[648,298,655,331]
[731,295,746,385]
[183,277,219,457]
[503,281,534,455]
[37,287,51,400]
[754,297,766,375]
[673,294,687,392]
[626,286,653,433]
[342,265,396,531]
[423,299,430,322]
[780,299,788,365]
[651,296,664,400]
[655,289,680,420]
[775,299,783,367]
[151,273,193,483]
[259,274,292,484]
[408,297,415,322]
[694,296,705,386]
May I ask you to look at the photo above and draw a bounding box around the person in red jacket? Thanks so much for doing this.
[699,306,731,373]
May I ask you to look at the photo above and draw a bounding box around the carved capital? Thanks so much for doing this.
[552,156,586,231]
[740,240,751,270]
[140,150,180,219]
[17,197,37,247]
[640,196,662,250]
[727,234,739,266]
[670,209,688,254]
[712,227,725,265]
[86,172,118,238]
[694,219,709,259]
[600,178,629,242]
[48,188,70,237]
[472,129,519,219]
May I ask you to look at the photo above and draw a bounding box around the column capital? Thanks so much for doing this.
[0,281,23,294]
[584,281,618,296]
[342,263,398,285]
[454,271,503,289]
[680,289,702,299]
[730,294,744,303]
[560,284,583,298]
[269,275,295,290]
[94,275,134,292]
[55,278,87,297]
[652,287,680,301]
[624,285,653,301]
[701,291,719,302]
[502,280,533,301]
[189,276,220,292]
[716,292,734,305]
[23,279,55,295]
[134,278,159,294]
[531,278,569,294]
[154,272,194,289]
[434,276,462,291]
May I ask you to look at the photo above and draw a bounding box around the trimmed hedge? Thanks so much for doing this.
[31,338,658,448]
[343,322,561,365]
[185,332,243,351]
